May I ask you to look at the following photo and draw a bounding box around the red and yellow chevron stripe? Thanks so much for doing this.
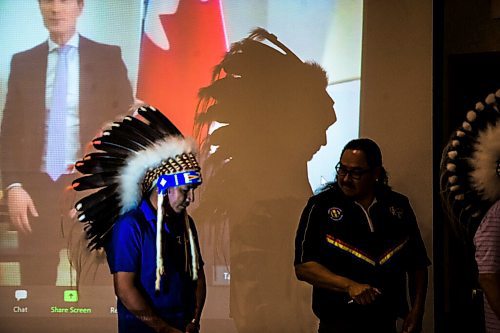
[326,234,409,266]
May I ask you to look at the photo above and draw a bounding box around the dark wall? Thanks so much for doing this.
[442,0,500,139]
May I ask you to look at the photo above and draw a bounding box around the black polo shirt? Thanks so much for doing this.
[294,183,430,323]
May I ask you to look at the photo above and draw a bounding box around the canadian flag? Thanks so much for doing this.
[136,0,228,136]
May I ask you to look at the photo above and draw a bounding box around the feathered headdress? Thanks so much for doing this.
[72,105,202,290]
[440,89,500,239]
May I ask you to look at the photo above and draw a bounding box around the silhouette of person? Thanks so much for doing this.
[192,28,336,333]
[0,0,133,285]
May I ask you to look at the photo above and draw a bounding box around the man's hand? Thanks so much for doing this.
[295,261,382,304]
[347,282,381,305]
[7,186,39,234]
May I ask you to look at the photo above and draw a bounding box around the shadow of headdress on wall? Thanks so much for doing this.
[192,28,335,333]
[195,28,334,164]
[440,90,500,242]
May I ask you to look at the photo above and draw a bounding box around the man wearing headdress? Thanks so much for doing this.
[73,106,205,333]
[108,182,205,333]
[441,90,500,333]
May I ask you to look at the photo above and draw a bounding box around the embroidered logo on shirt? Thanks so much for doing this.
[389,206,404,219]
[328,207,343,221]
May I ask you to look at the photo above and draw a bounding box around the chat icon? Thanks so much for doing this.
[15,290,28,301]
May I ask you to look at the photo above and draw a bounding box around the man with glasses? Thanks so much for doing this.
[294,138,430,333]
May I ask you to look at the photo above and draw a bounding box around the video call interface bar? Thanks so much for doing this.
[0,286,118,318]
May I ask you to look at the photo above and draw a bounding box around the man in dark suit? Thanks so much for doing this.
[0,0,133,285]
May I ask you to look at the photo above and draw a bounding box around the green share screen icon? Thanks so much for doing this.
[64,290,79,302]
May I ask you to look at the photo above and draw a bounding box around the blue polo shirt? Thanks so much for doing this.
[106,199,203,332]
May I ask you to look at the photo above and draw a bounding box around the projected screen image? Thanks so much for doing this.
[0,0,362,331]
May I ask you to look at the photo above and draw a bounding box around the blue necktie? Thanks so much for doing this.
[47,45,70,181]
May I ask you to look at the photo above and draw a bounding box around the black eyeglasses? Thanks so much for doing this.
[335,162,371,180]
